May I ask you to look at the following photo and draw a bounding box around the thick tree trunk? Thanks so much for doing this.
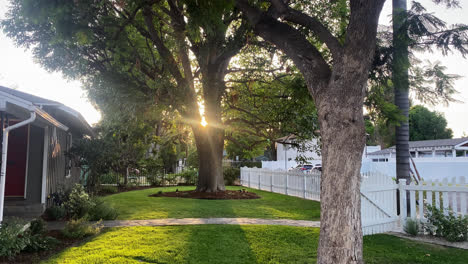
[192,72,227,192]
[315,68,366,264]
[192,124,225,192]
[393,0,411,182]
[234,1,384,262]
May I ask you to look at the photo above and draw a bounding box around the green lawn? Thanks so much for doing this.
[101,186,321,220]
[44,225,468,264]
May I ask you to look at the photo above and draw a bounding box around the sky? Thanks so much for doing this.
[0,1,101,125]
[0,1,467,135]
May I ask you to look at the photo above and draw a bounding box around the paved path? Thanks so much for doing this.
[47,218,321,230]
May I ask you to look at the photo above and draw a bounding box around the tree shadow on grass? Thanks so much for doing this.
[182,198,258,264]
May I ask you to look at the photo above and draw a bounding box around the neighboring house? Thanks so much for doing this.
[0,86,94,221]
[362,138,468,180]
[276,135,321,162]
[367,138,468,161]
[263,135,380,170]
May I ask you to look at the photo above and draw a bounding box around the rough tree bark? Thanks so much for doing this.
[192,73,227,192]
[236,0,386,263]
[193,125,225,192]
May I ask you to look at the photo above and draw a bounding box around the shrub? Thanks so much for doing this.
[48,188,69,206]
[62,218,103,239]
[97,185,118,195]
[29,219,47,235]
[164,173,178,185]
[403,218,419,236]
[64,184,95,219]
[223,167,240,185]
[44,206,67,221]
[0,219,58,258]
[424,204,468,242]
[99,172,119,184]
[178,169,198,185]
[88,199,118,221]
[0,220,28,258]
[147,174,162,186]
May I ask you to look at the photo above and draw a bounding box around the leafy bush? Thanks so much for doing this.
[64,184,96,219]
[97,185,118,195]
[0,219,58,258]
[44,206,67,221]
[48,188,69,206]
[178,169,198,185]
[424,204,468,242]
[62,218,103,239]
[88,199,118,221]
[29,219,47,235]
[223,167,240,185]
[147,174,162,186]
[99,172,118,184]
[164,173,178,185]
[403,218,419,236]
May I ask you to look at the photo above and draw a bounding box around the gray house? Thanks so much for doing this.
[368,137,468,160]
[0,86,94,221]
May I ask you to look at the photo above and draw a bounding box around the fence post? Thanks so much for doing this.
[248,169,251,188]
[399,179,408,221]
[258,171,261,190]
[285,173,289,195]
[270,172,273,192]
[303,174,307,199]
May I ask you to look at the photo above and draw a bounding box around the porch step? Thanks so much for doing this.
[4,203,45,218]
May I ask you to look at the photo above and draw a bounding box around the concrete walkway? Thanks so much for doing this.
[47,218,321,230]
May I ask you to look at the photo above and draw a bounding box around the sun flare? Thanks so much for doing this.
[201,116,208,127]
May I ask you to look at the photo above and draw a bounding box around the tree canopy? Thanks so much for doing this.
[409,105,453,141]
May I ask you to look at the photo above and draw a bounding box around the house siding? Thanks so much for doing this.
[25,125,44,204]
[46,127,80,206]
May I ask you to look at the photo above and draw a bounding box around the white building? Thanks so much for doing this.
[262,135,381,170]
[363,138,468,180]
[368,137,468,160]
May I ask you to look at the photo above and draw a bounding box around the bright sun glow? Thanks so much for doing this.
[201,116,208,127]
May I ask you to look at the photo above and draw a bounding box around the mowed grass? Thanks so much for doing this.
[43,225,468,264]
[101,186,321,220]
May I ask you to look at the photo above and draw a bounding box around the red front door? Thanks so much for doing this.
[5,123,28,197]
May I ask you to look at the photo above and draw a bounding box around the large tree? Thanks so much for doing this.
[2,0,250,192]
[236,0,385,263]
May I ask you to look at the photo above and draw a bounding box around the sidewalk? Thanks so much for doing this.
[47,217,321,230]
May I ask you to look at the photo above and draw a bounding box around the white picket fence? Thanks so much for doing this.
[399,177,468,221]
[240,167,468,236]
[240,168,321,201]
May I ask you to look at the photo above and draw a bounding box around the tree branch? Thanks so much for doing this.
[269,0,342,58]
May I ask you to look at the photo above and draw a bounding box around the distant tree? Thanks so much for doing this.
[409,105,453,141]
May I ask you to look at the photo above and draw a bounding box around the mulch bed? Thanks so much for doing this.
[149,189,261,200]
[0,230,85,264]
